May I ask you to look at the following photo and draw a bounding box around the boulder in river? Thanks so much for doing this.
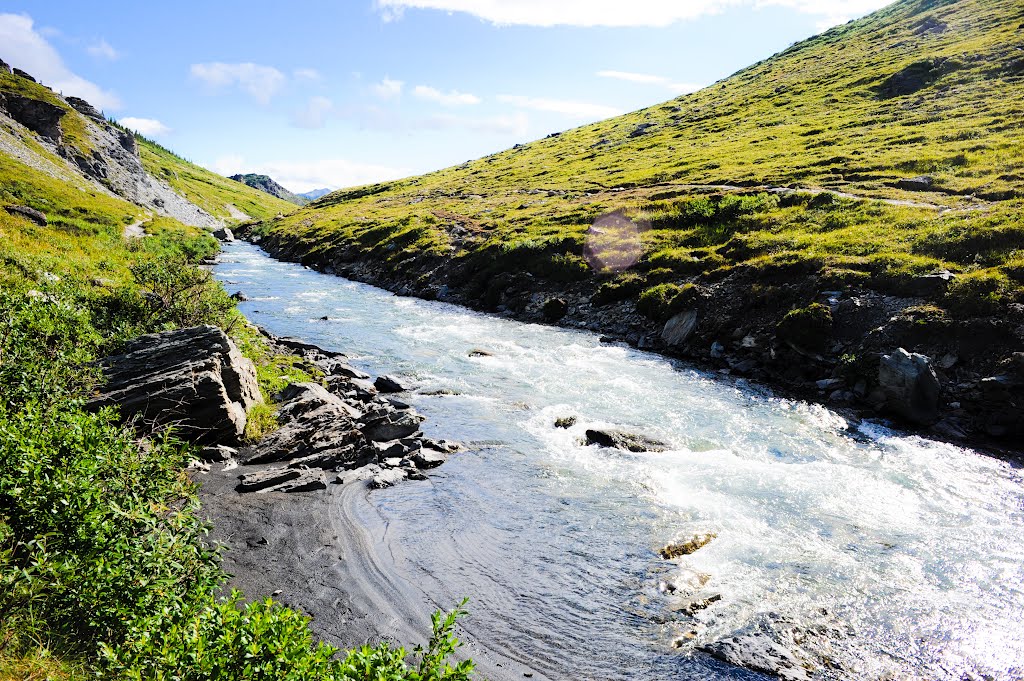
[878,348,941,424]
[212,226,234,241]
[585,428,668,452]
[89,325,262,443]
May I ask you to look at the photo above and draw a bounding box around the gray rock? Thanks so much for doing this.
[65,96,105,123]
[701,633,810,681]
[0,57,10,74]
[374,375,405,393]
[12,68,35,82]
[237,465,326,493]
[364,411,424,442]
[662,310,698,347]
[0,93,65,140]
[896,175,935,191]
[245,383,363,465]
[200,445,237,462]
[4,205,47,226]
[321,359,370,380]
[412,448,448,469]
[906,270,956,297]
[88,325,262,443]
[710,341,726,359]
[816,377,845,391]
[878,348,941,424]
[585,428,667,453]
[212,226,234,242]
[370,467,408,489]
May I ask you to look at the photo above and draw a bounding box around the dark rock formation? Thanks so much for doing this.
[65,96,105,123]
[229,173,309,205]
[243,382,363,466]
[4,205,47,226]
[660,533,716,559]
[374,375,405,393]
[585,428,668,452]
[662,309,698,347]
[0,93,66,141]
[542,297,568,321]
[89,325,262,443]
[12,67,35,82]
[0,57,11,74]
[212,226,234,242]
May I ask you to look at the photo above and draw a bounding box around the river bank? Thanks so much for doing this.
[201,240,1024,680]
[236,225,1023,461]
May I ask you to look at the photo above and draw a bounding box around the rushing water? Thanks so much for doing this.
[215,241,1024,680]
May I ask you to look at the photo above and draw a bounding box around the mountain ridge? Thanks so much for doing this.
[229,173,309,206]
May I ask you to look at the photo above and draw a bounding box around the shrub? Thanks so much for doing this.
[129,256,235,331]
[591,272,644,306]
[637,283,696,321]
[776,302,833,352]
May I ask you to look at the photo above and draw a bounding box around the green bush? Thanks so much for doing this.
[102,594,475,681]
[776,302,833,352]
[637,282,696,321]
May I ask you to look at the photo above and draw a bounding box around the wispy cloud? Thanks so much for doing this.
[210,155,412,193]
[86,38,119,60]
[417,112,529,136]
[498,94,621,120]
[293,67,321,81]
[119,117,171,137]
[413,85,481,106]
[373,77,404,99]
[291,96,334,129]
[0,13,121,110]
[375,0,890,27]
[189,62,286,104]
[597,70,704,94]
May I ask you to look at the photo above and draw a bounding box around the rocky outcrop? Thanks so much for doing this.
[89,325,262,443]
[65,96,105,123]
[0,93,66,141]
[228,330,462,493]
[229,173,308,206]
[12,68,34,82]
[4,205,46,225]
[878,348,941,424]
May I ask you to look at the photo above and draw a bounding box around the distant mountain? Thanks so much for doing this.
[229,173,308,206]
[298,188,332,201]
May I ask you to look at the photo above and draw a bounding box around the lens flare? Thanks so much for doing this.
[583,211,643,272]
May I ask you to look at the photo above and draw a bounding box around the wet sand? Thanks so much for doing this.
[196,463,551,681]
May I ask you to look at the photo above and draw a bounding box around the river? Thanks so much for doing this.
[214,240,1024,680]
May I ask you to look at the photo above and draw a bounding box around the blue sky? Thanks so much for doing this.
[1,1,890,192]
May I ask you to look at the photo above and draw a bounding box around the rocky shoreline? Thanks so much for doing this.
[238,227,1023,461]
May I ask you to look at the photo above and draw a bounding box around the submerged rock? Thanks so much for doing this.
[701,632,811,681]
[660,533,716,559]
[585,428,668,453]
[89,325,262,443]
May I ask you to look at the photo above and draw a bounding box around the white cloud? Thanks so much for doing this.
[0,13,121,110]
[293,67,321,81]
[413,85,481,106]
[210,156,412,194]
[498,94,621,120]
[189,62,286,104]
[598,70,705,94]
[373,77,404,99]
[119,117,171,137]
[86,38,119,60]
[375,0,891,27]
[418,112,529,136]
[292,96,334,129]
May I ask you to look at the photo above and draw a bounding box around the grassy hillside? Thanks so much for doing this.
[137,138,297,220]
[252,0,1024,309]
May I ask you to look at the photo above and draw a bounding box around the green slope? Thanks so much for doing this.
[137,139,297,220]
[253,0,1024,309]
